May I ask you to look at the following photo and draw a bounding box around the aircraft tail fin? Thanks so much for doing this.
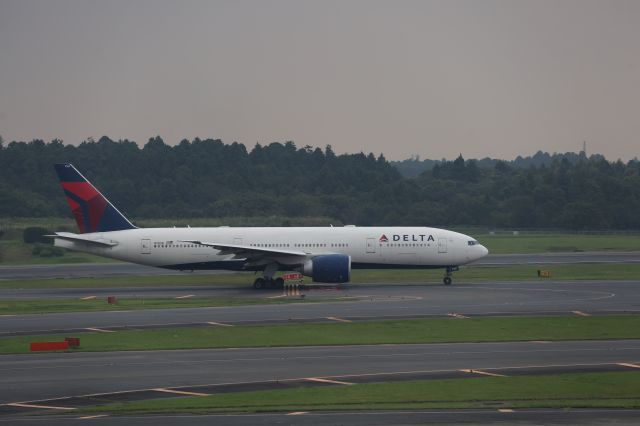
[54,163,137,234]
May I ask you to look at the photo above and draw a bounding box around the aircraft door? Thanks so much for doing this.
[366,238,376,254]
[141,238,151,254]
[438,237,447,254]
[233,237,243,245]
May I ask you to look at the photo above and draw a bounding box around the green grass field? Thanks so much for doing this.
[1,263,638,290]
[83,371,640,414]
[480,233,640,254]
[2,315,639,354]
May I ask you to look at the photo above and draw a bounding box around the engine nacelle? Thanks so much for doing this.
[301,254,351,283]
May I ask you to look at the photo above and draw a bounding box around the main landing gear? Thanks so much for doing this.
[253,277,285,290]
[443,266,459,285]
[252,263,284,290]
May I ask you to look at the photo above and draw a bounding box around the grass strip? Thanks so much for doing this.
[0,296,350,315]
[82,371,640,414]
[2,315,640,354]
[2,263,640,289]
[480,234,640,254]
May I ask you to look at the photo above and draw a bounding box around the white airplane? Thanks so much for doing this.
[52,163,488,288]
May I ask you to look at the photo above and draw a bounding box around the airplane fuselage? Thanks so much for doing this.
[55,226,488,272]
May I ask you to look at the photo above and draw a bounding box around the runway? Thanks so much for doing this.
[5,409,640,426]
[4,409,640,426]
[1,280,638,336]
[1,251,639,280]
[2,340,639,406]
[2,255,640,423]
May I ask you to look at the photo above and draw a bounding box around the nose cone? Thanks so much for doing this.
[479,244,489,258]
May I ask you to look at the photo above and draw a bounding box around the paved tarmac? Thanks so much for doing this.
[1,280,638,336]
[1,340,639,405]
[3,409,640,426]
[2,254,639,424]
[1,251,639,280]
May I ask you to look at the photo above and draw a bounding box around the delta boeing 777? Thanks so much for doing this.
[52,163,488,288]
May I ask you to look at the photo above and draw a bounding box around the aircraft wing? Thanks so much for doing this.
[179,240,308,262]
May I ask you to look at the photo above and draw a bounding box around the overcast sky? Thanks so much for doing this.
[1,0,639,160]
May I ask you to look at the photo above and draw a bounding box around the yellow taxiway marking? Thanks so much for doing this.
[7,402,75,411]
[85,327,114,333]
[153,388,209,397]
[80,296,96,300]
[461,369,506,377]
[448,313,469,319]
[207,321,233,327]
[498,409,514,413]
[618,363,640,369]
[572,310,590,317]
[306,377,354,385]
[326,316,352,323]
[77,414,109,419]
[286,412,309,416]
[266,294,288,299]
[175,294,195,299]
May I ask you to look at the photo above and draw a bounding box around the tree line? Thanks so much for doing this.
[0,136,639,230]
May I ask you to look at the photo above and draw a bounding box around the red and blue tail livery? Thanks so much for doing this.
[54,164,136,234]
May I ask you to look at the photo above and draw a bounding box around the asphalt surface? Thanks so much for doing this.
[2,254,640,424]
[5,409,640,425]
[1,251,639,280]
[2,340,639,405]
[1,280,638,336]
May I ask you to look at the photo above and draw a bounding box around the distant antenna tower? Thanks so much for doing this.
[582,141,587,157]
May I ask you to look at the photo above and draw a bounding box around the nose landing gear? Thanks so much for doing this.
[443,266,459,285]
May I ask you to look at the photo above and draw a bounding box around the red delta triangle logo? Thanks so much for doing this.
[379,234,389,243]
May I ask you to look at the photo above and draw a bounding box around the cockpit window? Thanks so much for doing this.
[468,240,479,246]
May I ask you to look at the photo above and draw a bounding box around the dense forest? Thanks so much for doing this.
[1,136,639,230]
[391,151,608,178]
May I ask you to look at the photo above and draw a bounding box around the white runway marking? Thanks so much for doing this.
[7,402,75,411]
[152,388,209,396]
[572,310,590,316]
[326,316,352,323]
[207,321,233,327]
[80,296,96,300]
[175,294,195,299]
[85,327,114,333]
[306,377,354,385]
[618,363,640,369]
[77,414,109,419]
[461,369,506,377]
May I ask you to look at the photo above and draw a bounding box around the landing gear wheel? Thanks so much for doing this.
[443,276,452,286]
[253,278,265,289]
[274,277,285,289]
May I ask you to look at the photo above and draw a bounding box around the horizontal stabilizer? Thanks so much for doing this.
[49,232,119,247]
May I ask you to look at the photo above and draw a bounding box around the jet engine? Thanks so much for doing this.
[300,254,351,283]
